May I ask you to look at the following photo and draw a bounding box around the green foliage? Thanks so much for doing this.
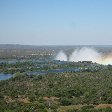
[60,97,72,106]
[0,61,112,111]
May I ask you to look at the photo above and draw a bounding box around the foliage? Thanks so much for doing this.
[0,61,112,111]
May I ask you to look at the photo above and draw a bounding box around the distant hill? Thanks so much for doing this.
[0,44,39,49]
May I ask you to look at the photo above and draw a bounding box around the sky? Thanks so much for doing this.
[0,0,112,45]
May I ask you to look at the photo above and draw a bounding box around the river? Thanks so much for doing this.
[0,73,12,81]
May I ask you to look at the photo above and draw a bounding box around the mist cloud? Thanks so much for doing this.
[55,47,112,65]
[55,50,67,61]
[69,47,102,63]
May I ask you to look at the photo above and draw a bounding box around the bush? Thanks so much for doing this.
[60,97,72,106]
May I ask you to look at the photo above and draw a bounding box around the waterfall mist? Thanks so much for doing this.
[55,47,112,65]
[55,50,67,61]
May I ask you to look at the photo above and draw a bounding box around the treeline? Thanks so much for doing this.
[0,60,109,75]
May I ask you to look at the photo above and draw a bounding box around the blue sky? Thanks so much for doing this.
[0,0,112,45]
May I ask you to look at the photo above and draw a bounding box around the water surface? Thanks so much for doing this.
[0,73,12,81]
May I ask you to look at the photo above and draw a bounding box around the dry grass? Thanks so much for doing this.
[57,104,112,112]
[95,104,112,109]
[57,105,83,112]
[18,98,30,104]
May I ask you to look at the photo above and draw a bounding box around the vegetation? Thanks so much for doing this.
[0,62,112,111]
[0,60,107,75]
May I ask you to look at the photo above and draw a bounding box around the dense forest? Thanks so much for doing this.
[0,66,112,112]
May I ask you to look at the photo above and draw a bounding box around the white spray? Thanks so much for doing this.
[55,50,67,61]
[69,47,102,63]
[55,47,112,65]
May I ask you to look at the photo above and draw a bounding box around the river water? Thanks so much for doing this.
[0,73,12,81]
